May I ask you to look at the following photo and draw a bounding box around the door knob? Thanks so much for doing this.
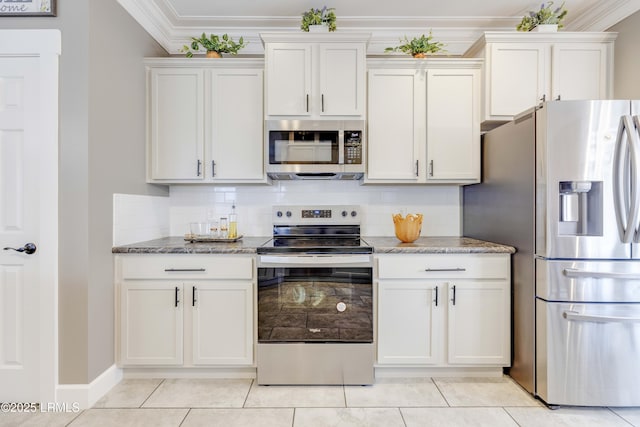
[3,243,37,255]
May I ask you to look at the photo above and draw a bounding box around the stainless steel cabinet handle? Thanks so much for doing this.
[306,94,309,112]
[563,310,640,324]
[211,160,216,178]
[321,94,324,112]
[563,268,640,280]
[192,286,197,307]
[555,95,561,101]
[450,285,456,306]
[424,268,466,272]
[540,94,546,102]
[174,286,180,308]
[429,160,434,177]
[164,268,206,272]
[197,160,202,177]
[415,160,419,177]
[434,285,439,307]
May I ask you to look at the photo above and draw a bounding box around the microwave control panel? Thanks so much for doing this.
[344,130,363,164]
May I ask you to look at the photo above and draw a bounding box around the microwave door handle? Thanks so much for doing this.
[613,116,633,243]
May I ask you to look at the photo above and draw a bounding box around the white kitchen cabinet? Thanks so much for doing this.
[262,33,369,118]
[148,67,204,180]
[146,59,266,184]
[116,254,254,368]
[365,59,482,184]
[426,68,480,181]
[376,253,510,367]
[377,281,444,364]
[366,68,423,182]
[120,282,184,366]
[465,32,616,123]
[447,281,510,365]
[191,281,253,365]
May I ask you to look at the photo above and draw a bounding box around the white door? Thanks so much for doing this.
[319,44,365,116]
[551,43,609,101]
[265,43,311,116]
[0,30,60,403]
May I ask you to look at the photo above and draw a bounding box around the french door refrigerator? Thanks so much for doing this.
[463,100,640,407]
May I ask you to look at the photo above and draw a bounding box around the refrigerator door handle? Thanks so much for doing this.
[613,115,636,243]
[632,116,640,243]
[563,310,640,324]
[563,268,640,280]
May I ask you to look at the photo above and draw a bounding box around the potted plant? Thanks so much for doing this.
[180,33,247,58]
[301,6,337,32]
[517,2,568,32]
[384,32,446,58]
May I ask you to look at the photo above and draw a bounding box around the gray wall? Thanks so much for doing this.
[1,0,168,384]
[610,10,640,98]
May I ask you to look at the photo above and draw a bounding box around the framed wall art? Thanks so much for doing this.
[0,0,56,17]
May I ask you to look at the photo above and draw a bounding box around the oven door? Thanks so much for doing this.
[257,254,373,344]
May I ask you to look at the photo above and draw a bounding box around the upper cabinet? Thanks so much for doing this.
[261,33,370,119]
[146,59,266,184]
[464,32,616,124]
[365,59,481,184]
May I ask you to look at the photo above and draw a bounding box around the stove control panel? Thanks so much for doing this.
[273,205,361,225]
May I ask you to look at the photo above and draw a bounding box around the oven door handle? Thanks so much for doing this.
[258,255,371,265]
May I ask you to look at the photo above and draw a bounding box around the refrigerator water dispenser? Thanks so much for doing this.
[558,181,603,236]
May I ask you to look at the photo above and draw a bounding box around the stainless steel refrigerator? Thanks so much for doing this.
[463,100,640,407]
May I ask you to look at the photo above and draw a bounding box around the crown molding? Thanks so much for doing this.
[564,0,640,31]
[117,0,639,56]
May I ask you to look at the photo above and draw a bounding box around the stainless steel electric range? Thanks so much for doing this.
[256,205,374,385]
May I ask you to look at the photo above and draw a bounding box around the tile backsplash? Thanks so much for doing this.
[113,193,170,245]
[169,181,462,237]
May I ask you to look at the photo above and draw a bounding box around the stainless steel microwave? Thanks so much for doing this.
[265,120,365,180]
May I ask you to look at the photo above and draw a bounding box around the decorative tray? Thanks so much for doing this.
[184,235,243,243]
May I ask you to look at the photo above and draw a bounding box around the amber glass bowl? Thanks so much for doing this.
[393,213,423,243]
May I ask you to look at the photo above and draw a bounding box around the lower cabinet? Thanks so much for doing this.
[116,255,254,367]
[376,254,510,367]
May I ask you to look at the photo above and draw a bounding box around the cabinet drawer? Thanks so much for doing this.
[119,255,253,280]
[377,254,509,280]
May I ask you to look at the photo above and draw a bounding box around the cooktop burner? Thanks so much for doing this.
[257,205,372,255]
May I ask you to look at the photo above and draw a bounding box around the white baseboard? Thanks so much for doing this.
[122,366,256,379]
[56,364,123,409]
[374,366,505,378]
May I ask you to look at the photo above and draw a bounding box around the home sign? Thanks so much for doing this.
[0,0,56,16]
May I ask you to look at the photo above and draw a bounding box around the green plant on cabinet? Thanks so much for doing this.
[385,32,446,58]
[181,33,247,58]
[516,2,568,31]
[300,6,337,32]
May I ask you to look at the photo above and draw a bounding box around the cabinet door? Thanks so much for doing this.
[551,43,610,101]
[120,282,183,365]
[447,281,510,365]
[377,281,444,364]
[488,43,548,119]
[209,69,264,181]
[265,43,311,116]
[149,68,204,180]
[191,281,253,365]
[319,44,365,116]
[426,69,480,182]
[366,69,423,182]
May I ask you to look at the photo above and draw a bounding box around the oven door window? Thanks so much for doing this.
[258,267,372,343]
[269,131,339,164]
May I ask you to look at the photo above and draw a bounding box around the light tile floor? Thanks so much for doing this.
[2,376,640,427]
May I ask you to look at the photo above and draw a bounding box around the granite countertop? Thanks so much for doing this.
[363,236,516,254]
[113,236,515,254]
[111,236,271,254]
